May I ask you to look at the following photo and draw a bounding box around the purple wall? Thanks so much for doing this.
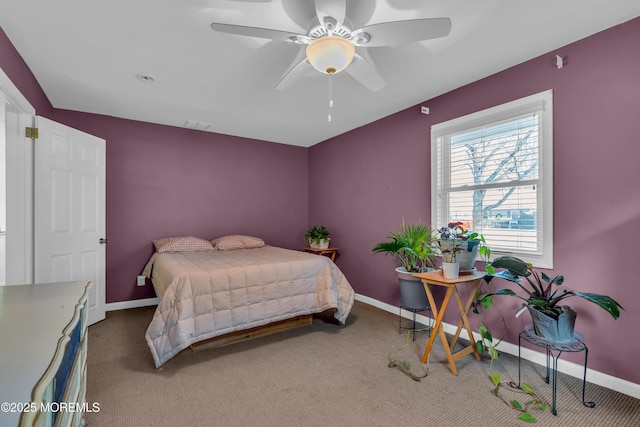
[1,27,309,304]
[309,17,640,384]
[51,111,309,303]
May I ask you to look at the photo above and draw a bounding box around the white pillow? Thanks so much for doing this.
[211,235,265,251]
[153,236,215,253]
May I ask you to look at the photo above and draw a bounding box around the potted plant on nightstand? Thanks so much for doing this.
[305,225,331,249]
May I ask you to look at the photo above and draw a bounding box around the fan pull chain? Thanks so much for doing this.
[328,74,333,123]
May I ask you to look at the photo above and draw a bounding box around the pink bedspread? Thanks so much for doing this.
[143,246,355,367]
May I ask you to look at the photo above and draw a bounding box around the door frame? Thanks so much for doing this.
[0,66,35,285]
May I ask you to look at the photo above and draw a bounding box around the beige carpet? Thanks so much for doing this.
[84,301,639,426]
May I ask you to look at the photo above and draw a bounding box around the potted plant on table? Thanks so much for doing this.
[436,223,465,278]
[304,225,331,249]
[437,222,483,273]
[483,256,625,342]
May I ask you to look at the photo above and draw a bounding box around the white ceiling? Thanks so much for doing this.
[0,0,638,147]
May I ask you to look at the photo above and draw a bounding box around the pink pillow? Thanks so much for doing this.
[211,235,265,251]
[153,236,215,253]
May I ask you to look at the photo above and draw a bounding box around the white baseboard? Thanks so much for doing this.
[106,297,159,312]
[355,293,640,400]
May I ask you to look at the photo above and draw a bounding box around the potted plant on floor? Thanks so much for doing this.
[372,221,438,310]
[483,256,625,342]
[305,225,331,249]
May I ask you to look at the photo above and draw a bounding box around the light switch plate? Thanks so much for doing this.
[137,275,146,287]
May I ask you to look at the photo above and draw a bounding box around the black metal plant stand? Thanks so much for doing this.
[398,305,431,341]
[510,324,596,415]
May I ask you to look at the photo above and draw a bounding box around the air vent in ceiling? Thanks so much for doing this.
[184,120,211,131]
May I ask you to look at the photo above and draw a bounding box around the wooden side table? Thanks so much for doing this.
[301,246,339,261]
[412,270,486,376]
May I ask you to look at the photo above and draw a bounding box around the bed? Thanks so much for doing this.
[142,240,355,367]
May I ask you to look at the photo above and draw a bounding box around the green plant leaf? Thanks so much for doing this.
[490,256,531,276]
[488,347,500,360]
[521,383,536,395]
[480,327,493,342]
[518,412,537,423]
[495,289,517,297]
[512,400,524,410]
[481,294,493,309]
[476,340,485,352]
[401,361,411,372]
[574,292,624,319]
[491,372,501,386]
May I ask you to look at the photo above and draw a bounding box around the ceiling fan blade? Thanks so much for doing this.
[275,55,312,90]
[357,17,452,47]
[210,22,302,42]
[345,53,386,92]
[314,0,346,26]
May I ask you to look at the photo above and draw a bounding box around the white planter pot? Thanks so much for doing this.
[309,239,329,249]
[442,262,460,279]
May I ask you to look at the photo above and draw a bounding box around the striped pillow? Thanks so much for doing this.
[153,236,215,253]
[212,235,265,251]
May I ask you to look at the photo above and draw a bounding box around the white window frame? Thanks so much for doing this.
[431,90,553,268]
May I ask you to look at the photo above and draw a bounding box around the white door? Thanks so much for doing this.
[4,109,34,285]
[34,116,106,325]
[1,66,36,286]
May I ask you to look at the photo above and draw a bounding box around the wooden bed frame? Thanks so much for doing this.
[188,314,313,351]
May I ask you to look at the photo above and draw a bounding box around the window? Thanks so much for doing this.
[431,90,553,268]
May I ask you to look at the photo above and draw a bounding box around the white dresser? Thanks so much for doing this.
[0,281,91,427]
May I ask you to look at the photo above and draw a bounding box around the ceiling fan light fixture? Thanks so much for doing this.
[306,36,355,75]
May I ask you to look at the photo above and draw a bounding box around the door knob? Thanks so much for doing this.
[99,238,109,244]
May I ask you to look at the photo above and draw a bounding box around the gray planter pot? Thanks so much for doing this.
[438,239,480,270]
[528,305,577,342]
[395,267,430,311]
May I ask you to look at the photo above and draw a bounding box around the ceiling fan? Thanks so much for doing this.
[210,0,452,92]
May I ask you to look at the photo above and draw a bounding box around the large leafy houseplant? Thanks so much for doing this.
[484,256,624,321]
[479,256,625,422]
[373,221,439,381]
[371,221,438,272]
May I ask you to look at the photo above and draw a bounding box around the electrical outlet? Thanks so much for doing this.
[137,275,146,287]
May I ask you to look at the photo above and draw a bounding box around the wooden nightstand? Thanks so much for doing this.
[301,247,339,262]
